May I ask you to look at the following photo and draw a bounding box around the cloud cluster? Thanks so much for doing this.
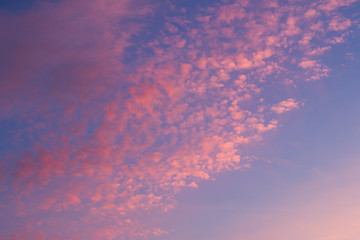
[0,0,357,239]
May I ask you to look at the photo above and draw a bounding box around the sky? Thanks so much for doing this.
[0,0,360,239]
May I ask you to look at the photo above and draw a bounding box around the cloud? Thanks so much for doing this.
[271,99,300,114]
[0,0,151,120]
[0,0,357,239]
[328,16,352,31]
[318,0,358,13]
[299,60,318,69]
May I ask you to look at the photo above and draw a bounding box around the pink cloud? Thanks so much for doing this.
[304,9,319,19]
[271,99,299,114]
[318,0,358,13]
[307,46,331,56]
[282,16,301,36]
[0,0,152,120]
[0,0,357,239]
[328,16,352,31]
[216,3,246,24]
[299,60,318,69]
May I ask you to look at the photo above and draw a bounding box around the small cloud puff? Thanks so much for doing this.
[271,99,300,114]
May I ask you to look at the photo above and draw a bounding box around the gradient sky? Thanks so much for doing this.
[1,0,360,239]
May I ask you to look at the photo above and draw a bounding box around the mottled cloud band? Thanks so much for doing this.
[0,0,358,239]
